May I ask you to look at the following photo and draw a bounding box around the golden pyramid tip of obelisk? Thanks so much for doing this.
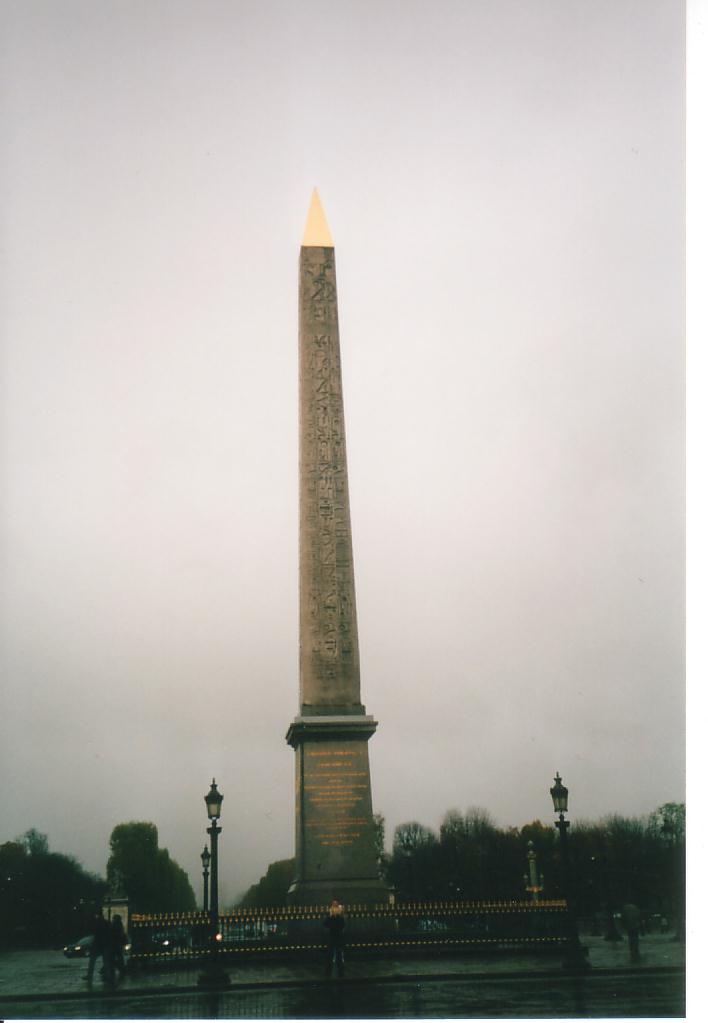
[302,188,333,247]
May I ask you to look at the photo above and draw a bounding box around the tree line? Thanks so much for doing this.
[1,802,684,946]
[237,802,685,930]
[387,802,684,924]
[106,822,196,916]
[0,822,196,948]
[0,829,106,947]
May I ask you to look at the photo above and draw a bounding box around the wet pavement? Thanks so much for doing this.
[0,934,685,1019]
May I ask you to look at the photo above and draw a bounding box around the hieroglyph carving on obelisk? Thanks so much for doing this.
[299,190,362,714]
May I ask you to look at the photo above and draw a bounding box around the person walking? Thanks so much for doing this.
[323,899,346,978]
[109,914,128,983]
[86,910,110,985]
[621,902,641,962]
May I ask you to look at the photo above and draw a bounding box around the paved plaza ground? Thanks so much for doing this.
[0,933,686,1019]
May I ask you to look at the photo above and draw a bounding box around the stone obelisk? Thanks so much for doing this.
[286,191,388,906]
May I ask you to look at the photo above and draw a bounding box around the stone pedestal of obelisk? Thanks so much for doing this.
[286,191,388,906]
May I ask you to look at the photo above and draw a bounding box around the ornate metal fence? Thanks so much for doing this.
[129,899,569,964]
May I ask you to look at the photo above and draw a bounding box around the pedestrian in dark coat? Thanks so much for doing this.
[109,914,127,982]
[323,899,346,977]
[86,910,110,985]
[621,902,641,962]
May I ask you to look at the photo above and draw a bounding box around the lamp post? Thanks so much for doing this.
[550,773,589,971]
[201,845,211,914]
[589,855,601,935]
[197,779,230,988]
[600,831,622,941]
[401,847,414,901]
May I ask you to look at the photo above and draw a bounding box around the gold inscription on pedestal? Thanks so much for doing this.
[303,747,371,848]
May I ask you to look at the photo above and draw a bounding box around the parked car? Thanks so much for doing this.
[149,928,192,951]
[62,934,132,958]
[63,935,93,958]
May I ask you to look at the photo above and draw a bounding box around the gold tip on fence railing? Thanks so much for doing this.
[130,897,568,926]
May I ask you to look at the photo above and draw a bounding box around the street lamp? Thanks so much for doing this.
[205,778,223,920]
[205,779,224,821]
[588,855,602,935]
[201,845,211,913]
[401,847,414,901]
[550,773,589,971]
[600,830,622,941]
[550,772,568,815]
[197,779,229,988]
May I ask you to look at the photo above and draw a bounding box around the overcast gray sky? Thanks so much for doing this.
[1,0,684,905]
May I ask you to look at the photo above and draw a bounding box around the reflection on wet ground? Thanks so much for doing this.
[0,969,685,1019]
